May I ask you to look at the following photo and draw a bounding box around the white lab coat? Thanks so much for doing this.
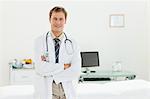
[33,32,81,99]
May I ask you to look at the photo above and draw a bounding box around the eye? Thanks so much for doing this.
[59,18,63,21]
[53,17,57,21]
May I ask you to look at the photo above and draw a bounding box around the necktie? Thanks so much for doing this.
[54,38,60,63]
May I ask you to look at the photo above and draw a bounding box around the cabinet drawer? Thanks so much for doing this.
[11,69,35,84]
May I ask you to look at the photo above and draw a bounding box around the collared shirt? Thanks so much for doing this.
[50,31,64,44]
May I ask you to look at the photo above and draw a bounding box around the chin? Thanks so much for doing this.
[54,29,63,32]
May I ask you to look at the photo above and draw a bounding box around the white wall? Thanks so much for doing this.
[0,0,149,85]
[0,1,3,86]
[148,0,150,81]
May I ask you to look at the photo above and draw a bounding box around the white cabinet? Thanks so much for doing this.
[10,69,35,84]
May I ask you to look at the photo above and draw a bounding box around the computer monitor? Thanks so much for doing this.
[80,51,99,67]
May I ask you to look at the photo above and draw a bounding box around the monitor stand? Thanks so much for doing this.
[82,67,96,74]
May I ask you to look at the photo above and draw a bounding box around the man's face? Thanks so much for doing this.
[50,12,66,33]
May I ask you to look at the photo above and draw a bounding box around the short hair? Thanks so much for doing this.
[49,6,67,19]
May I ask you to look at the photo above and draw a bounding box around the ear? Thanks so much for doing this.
[64,19,67,24]
[49,18,51,23]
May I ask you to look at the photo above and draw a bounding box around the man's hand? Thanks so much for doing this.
[64,64,71,70]
[41,55,47,61]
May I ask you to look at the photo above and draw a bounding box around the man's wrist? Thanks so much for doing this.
[64,64,71,69]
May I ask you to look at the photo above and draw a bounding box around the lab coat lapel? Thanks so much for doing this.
[59,36,72,64]
[47,34,55,63]
[59,37,65,63]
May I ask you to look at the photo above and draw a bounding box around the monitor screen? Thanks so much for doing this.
[80,51,99,67]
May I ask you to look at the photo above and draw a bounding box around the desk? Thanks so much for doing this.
[79,70,136,82]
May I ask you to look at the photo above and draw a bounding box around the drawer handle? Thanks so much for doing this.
[21,76,28,78]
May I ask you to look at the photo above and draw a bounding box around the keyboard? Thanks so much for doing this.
[83,77,111,81]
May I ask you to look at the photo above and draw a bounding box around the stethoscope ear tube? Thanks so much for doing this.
[46,32,49,52]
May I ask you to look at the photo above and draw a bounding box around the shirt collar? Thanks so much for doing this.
[50,31,64,41]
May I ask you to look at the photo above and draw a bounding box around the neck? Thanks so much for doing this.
[52,30,62,37]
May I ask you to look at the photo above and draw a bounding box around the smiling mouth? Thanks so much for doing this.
[54,25,61,28]
[56,26,61,28]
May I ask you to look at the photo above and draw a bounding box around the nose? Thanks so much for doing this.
[55,19,61,25]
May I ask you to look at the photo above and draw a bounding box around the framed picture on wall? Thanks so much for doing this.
[109,14,125,28]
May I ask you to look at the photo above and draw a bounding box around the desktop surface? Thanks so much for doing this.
[80,70,136,82]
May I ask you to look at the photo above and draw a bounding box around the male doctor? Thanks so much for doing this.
[34,6,81,99]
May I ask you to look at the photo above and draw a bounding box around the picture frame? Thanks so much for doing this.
[109,14,125,28]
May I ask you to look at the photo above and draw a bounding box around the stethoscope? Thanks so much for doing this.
[43,31,74,62]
